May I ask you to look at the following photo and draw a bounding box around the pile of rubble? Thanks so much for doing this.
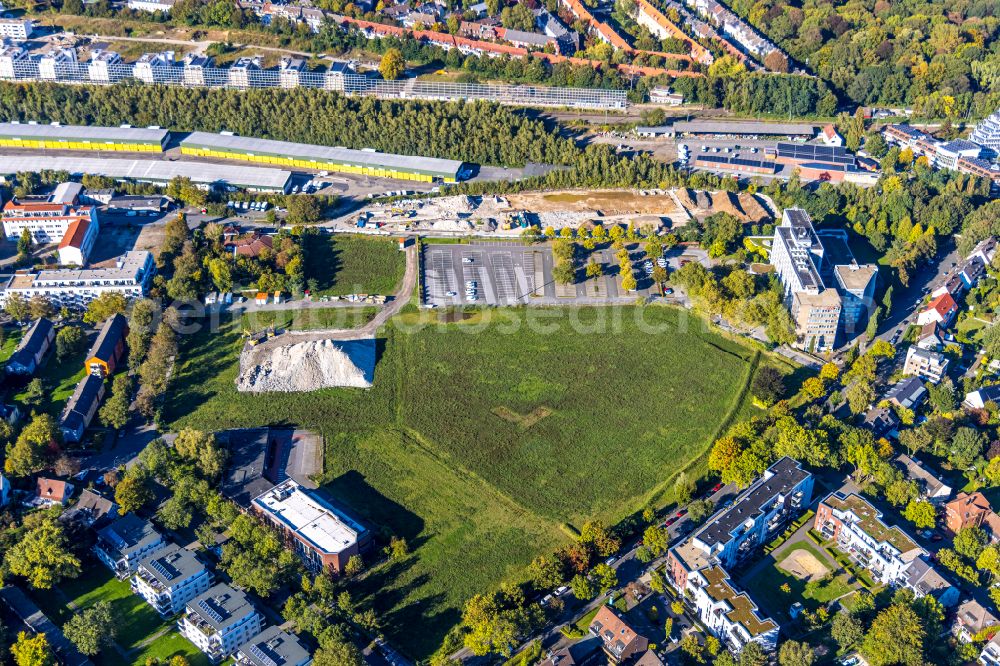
[237,338,376,392]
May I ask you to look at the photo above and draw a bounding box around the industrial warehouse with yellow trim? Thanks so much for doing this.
[180,132,466,183]
[0,122,169,152]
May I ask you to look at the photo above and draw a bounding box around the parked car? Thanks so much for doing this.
[711,482,723,493]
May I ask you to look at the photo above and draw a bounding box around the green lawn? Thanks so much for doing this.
[741,542,855,623]
[28,561,171,666]
[164,305,766,658]
[240,306,379,333]
[126,631,210,666]
[0,326,23,364]
[13,334,91,417]
[303,234,405,297]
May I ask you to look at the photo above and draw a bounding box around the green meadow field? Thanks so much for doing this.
[166,305,764,657]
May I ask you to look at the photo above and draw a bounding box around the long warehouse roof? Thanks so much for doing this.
[0,155,292,190]
[0,122,169,144]
[672,120,816,136]
[181,131,465,178]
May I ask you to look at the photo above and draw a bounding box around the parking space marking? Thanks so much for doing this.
[490,252,517,303]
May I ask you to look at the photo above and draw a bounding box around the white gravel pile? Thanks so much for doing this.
[237,338,375,392]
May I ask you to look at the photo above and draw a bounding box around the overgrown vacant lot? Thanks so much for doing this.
[165,306,761,657]
[302,234,405,297]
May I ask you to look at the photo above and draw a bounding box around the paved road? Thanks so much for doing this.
[875,236,960,346]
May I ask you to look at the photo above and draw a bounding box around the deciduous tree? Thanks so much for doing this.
[4,518,81,589]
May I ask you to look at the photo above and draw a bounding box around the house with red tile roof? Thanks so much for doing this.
[917,292,958,327]
[35,477,74,506]
[589,606,649,663]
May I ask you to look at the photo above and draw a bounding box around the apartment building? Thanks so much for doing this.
[132,544,212,617]
[953,599,999,644]
[38,48,77,80]
[127,0,177,12]
[235,627,312,666]
[665,459,805,654]
[944,492,1000,537]
[252,480,370,574]
[815,492,922,586]
[588,606,649,663]
[228,57,261,88]
[0,18,34,41]
[902,346,949,384]
[133,51,178,84]
[971,107,1000,157]
[816,492,957,606]
[2,194,99,247]
[88,50,122,82]
[94,515,167,579]
[182,54,213,85]
[278,57,305,89]
[687,566,779,652]
[0,250,154,308]
[178,584,263,663]
[668,457,812,586]
[983,634,1000,666]
[0,44,29,79]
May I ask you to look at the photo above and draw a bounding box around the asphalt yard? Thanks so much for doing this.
[423,242,663,307]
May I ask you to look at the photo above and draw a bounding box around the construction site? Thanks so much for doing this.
[338,187,774,236]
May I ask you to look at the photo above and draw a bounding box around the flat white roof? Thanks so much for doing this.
[253,480,362,555]
[0,155,291,190]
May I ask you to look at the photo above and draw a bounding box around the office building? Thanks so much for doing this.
[133,51,178,84]
[252,480,370,574]
[770,208,877,351]
[132,544,212,617]
[88,49,122,82]
[37,49,77,81]
[0,44,28,79]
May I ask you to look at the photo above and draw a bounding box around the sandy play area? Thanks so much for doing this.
[778,547,830,582]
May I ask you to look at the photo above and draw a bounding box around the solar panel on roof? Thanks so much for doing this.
[197,599,224,623]
[249,645,278,666]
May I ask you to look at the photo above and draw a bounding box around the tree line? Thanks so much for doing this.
[0,82,579,168]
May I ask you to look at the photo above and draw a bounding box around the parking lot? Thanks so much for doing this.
[423,242,693,307]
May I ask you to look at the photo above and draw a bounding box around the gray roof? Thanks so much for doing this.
[673,120,815,136]
[0,121,168,145]
[138,543,205,586]
[87,313,127,365]
[237,626,311,666]
[0,155,292,191]
[62,488,117,523]
[187,583,256,632]
[61,373,104,434]
[894,454,949,498]
[180,131,465,179]
[863,406,899,437]
[7,317,53,370]
[884,377,927,410]
[97,514,162,558]
[694,457,809,547]
[906,556,954,599]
